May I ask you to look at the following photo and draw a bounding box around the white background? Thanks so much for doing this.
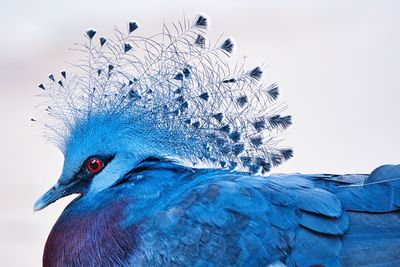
[0,0,399,265]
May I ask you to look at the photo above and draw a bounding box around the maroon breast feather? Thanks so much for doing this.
[43,200,138,267]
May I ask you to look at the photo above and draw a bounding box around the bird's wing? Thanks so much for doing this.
[133,170,352,266]
[310,164,400,266]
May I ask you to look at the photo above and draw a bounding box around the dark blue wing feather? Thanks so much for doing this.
[339,211,400,266]
[289,228,342,267]
[299,210,349,235]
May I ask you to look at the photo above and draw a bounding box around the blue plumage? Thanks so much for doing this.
[124,43,133,53]
[249,66,263,80]
[220,38,234,53]
[33,14,400,266]
[128,21,139,34]
[252,118,266,132]
[38,162,400,266]
[194,15,208,29]
[99,36,106,46]
[86,28,96,40]
[236,95,248,107]
[194,34,206,48]
[267,83,279,100]
[47,73,54,81]
[268,114,292,130]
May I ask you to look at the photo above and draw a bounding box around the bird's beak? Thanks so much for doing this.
[33,181,79,211]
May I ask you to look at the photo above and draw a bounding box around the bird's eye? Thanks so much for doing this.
[87,158,103,174]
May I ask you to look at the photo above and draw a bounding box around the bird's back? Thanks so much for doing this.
[44,161,400,266]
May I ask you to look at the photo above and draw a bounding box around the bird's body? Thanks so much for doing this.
[43,160,400,266]
[33,14,400,266]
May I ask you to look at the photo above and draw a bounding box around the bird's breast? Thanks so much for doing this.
[43,199,138,267]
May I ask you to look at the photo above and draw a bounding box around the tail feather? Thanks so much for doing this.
[339,211,400,266]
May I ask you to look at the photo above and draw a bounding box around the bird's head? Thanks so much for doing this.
[33,113,177,211]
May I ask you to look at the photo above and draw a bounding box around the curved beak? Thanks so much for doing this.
[33,181,79,211]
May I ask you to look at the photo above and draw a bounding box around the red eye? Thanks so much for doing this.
[87,158,103,174]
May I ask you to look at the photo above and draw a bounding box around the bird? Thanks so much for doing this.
[33,14,400,266]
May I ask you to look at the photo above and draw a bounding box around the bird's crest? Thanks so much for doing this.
[34,14,293,174]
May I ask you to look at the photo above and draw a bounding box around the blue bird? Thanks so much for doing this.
[33,15,400,266]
